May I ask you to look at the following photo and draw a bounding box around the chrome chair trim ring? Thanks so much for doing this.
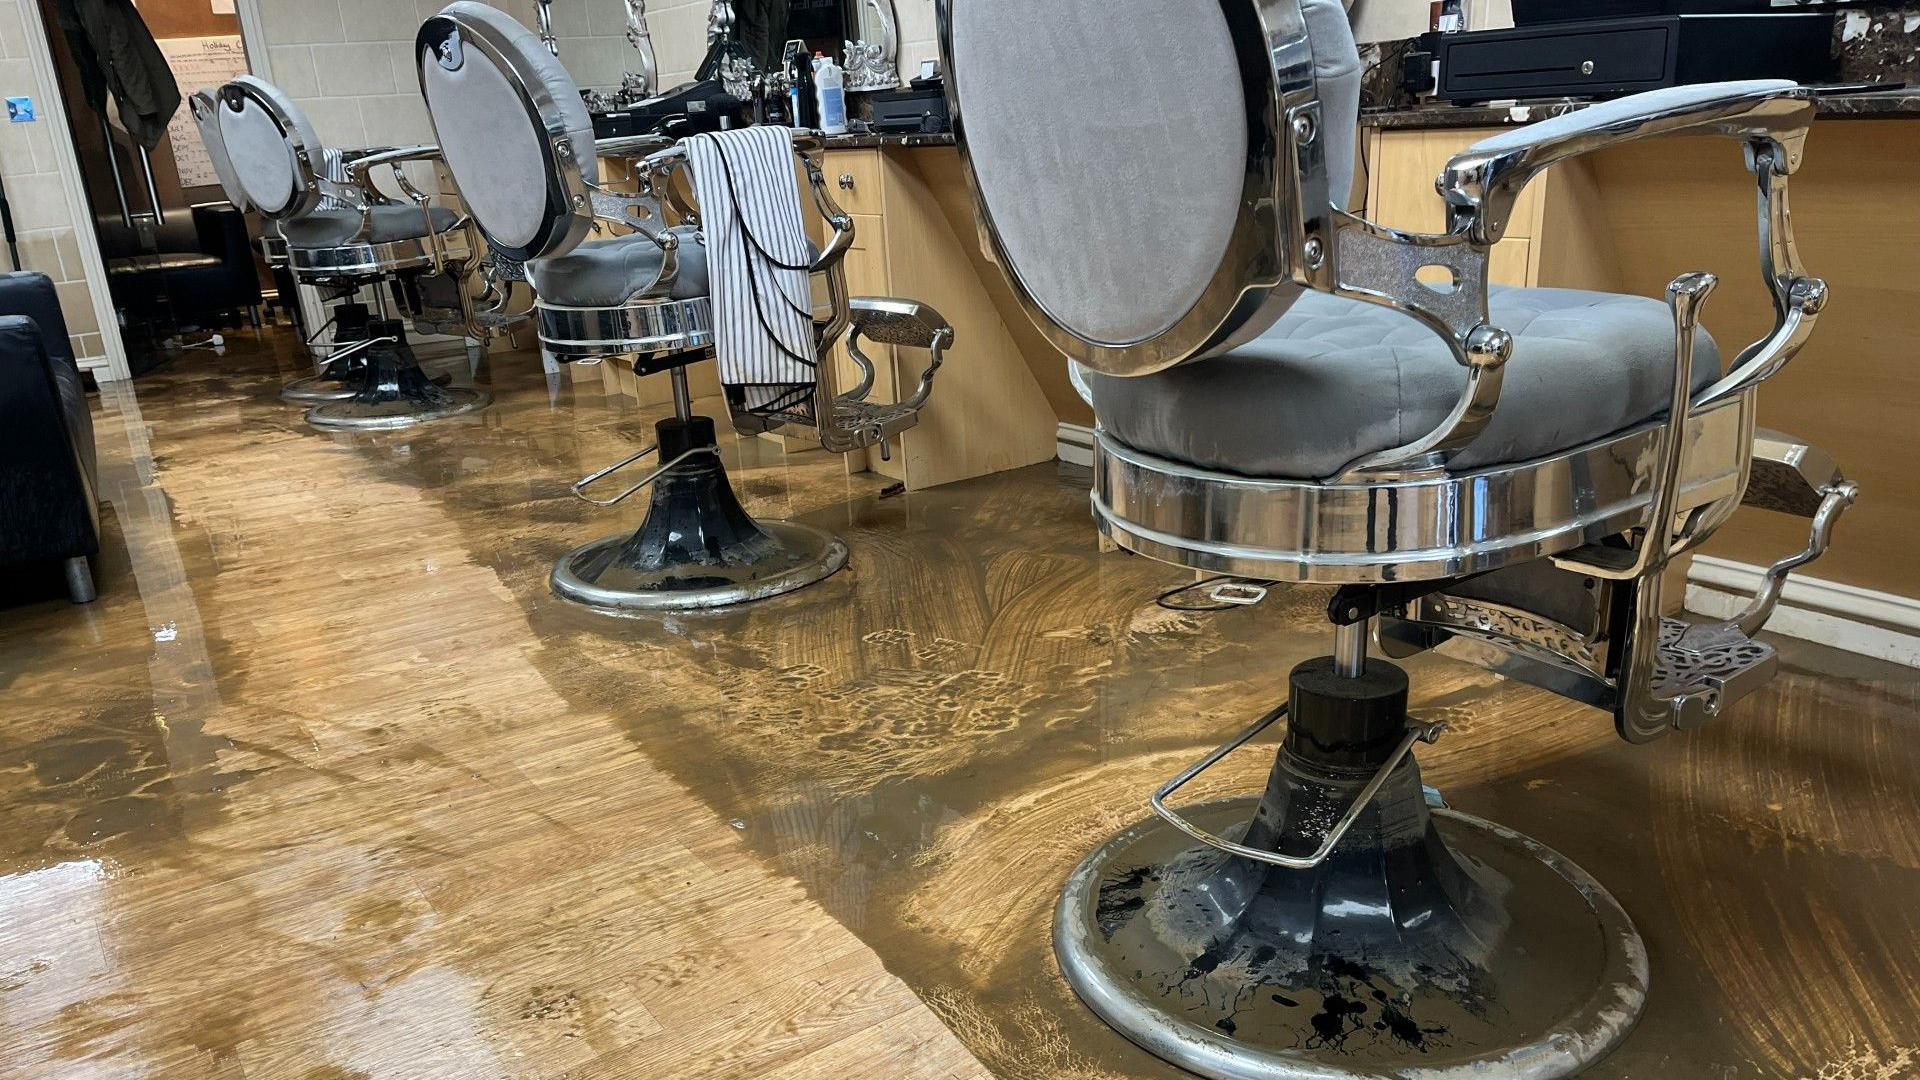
[305,386,492,431]
[534,297,714,361]
[1092,395,1753,584]
[549,521,849,613]
[288,234,473,280]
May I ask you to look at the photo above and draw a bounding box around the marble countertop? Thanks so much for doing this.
[1362,87,1920,130]
[818,131,956,149]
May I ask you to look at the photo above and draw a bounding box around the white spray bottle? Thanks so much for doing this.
[813,52,849,135]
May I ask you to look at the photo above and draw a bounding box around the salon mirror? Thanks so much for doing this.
[730,0,900,88]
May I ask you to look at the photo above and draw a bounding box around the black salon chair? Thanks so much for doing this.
[416,2,952,613]
[0,272,99,604]
[204,78,492,428]
[943,0,1856,1076]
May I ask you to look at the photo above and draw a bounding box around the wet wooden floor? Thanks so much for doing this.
[1,330,1915,1079]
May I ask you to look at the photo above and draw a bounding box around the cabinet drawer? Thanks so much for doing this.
[822,150,886,216]
[1369,129,1542,239]
[1441,19,1674,100]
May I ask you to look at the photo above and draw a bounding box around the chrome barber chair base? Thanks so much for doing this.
[283,366,456,405]
[550,412,850,614]
[304,318,491,431]
[280,372,361,403]
[1056,801,1645,1080]
[306,385,491,430]
[1056,657,1645,1080]
[551,520,849,614]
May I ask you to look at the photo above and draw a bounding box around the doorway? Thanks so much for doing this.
[31,0,270,377]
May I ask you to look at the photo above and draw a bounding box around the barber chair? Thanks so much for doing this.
[943,0,1856,1076]
[211,76,492,428]
[415,2,951,613]
[189,90,325,393]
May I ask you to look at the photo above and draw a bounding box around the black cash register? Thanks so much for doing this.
[592,81,750,140]
[1436,1,1854,103]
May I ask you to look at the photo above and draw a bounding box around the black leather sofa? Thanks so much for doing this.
[105,202,263,331]
[0,271,99,604]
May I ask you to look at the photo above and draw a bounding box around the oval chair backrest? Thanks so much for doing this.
[190,89,251,213]
[938,0,1360,377]
[215,76,327,221]
[416,2,599,265]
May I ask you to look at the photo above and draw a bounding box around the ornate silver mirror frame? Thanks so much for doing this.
[622,0,658,101]
[845,0,902,92]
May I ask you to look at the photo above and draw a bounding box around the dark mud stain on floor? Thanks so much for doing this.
[324,359,1920,1079]
[0,699,262,860]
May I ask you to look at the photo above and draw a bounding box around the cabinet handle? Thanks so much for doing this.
[839,173,856,190]
[1580,60,1595,75]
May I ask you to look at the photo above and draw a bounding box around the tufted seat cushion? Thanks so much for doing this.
[526,226,710,308]
[281,205,462,248]
[1083,286,1722,480]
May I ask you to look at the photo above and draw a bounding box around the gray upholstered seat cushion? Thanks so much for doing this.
[526,226,709,308]
[280,205,461,248]
[1083,286,1722,480]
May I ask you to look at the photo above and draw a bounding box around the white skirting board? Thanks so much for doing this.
[1686,556,1920,668]
[1056,422,1920,669]
[1057,423,1096,468]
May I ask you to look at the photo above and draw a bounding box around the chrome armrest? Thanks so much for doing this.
[1497,88,1822,406]
[1325,82,1820,481]
[329,144,446,248]
[593,134,675,159]
[1445,83,1825,416]
[844,297,952,411]
[343,143,442,175]
[1440,82,1813,245]
[798,150,856,359]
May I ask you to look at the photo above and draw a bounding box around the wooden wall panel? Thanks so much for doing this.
[1588,123,1920,597]
[881,152,1059,489]
[912,149,1092,428]
[1369,120,1914,599]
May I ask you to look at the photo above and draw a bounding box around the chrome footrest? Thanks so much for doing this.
[819,396,923,453]
[1382,427,1853,740]
[472,307,530,332]
[1650,617,1778,729]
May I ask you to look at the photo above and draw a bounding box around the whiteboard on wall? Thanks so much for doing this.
[159,36,250,190]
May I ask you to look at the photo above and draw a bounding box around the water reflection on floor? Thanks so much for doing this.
[1,332,1916,1078]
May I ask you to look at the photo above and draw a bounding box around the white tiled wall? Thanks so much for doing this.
[0,0,109,371]
[245,0,943,204]
[252,0,943,148]
[251,0,534,188]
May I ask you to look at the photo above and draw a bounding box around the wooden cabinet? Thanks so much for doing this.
[1364,126,1619,294]
[579,144,1062,492]
[805,147,1060,492]
[1363,119,1920,601]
